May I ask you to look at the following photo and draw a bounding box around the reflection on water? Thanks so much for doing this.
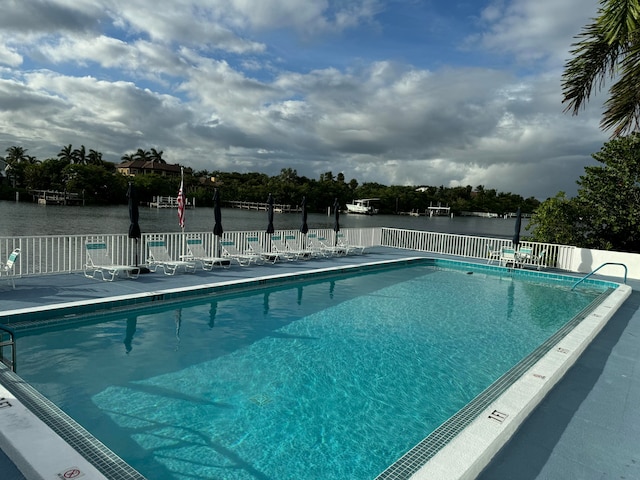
[0,201,528,238]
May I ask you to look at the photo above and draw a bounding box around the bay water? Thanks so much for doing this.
[0,200,528,239]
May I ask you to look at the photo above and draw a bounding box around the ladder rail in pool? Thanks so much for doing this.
[0,324,16,372]
[572,262,627,290]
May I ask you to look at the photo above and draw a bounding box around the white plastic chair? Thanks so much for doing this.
[1,248,21,288]
[84,240,138,281]
[499,247,519,267]
[220,240,263,266]
[336,233,365,255]
[185,237,231,270]
[486,243,501,264]
[147,238,196,275]
[270,235,309,260]
[247,236,284,264]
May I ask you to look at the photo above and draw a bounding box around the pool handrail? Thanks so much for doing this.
[0,323,16,372]
[571,262,628,290]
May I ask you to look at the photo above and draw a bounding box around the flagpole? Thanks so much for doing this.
[178,167,185,257]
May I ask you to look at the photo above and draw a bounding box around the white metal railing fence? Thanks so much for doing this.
[0,226,589,279]
[0,228,382,277]
[379,227,573,270]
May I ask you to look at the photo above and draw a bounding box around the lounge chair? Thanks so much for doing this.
[336,233,365,255]
[515,246,533,265]
[84,241,139,281]
[247,236,285,264]
[220,240,263,266]
[499,247,520,268]
[305,233,332,257]
[317,236,347,256]
[0,248,21,288]
[147,238,196,275]
[486,243,501,264]
[185,237,231,270]
[522,248,547,270]
[534,249,547,270]
[271,235,312,260]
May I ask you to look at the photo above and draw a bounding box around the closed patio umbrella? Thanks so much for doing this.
[212,188,223,256]
[266,193,275,234]
[513,207,522,249]
[127,182,141,266]
[213,188,223,236]
[333,198,340,246]
[300,196,309,235]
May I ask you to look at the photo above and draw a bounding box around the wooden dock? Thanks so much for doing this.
[228,201,296,212]
[30,190,84,206]
[149,196,194,208]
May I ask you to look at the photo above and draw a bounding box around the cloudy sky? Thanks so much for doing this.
[0,0,608,200]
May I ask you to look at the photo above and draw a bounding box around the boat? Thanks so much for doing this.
[345,198,379,215]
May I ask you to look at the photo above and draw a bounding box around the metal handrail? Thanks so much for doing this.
[0,324,16,372]
[571,262,628,290]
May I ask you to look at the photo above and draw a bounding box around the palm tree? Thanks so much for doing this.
[58,144,75,163]
[4,146,30,187]
[73,145,86,165]
[562,0,640,136]
[134,148,151,162]
[150,148,166,164]
[5,145,28,165]
[87,149,103,165]
[120,152,135,162]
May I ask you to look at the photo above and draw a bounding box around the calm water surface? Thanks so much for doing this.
[1,200,528,239]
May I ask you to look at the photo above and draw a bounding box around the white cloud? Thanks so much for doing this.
[0,0,611,200]
[476,0,600,67]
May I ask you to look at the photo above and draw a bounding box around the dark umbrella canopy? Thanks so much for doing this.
[127,183,141,239]
[333,198,340,245]
[213,188,223,237]
[266,193,275,234]
[513,207,522,248]
[300,196,309,234]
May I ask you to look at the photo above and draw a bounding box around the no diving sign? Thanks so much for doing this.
[57,467,85,479]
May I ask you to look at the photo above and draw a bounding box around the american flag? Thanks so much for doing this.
[177,175,185,229]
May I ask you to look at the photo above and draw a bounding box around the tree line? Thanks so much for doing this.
[1,144,538,215]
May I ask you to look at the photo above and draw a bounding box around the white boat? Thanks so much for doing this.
[345,198,379,215]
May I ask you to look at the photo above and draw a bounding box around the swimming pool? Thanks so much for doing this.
[7,260,623,479]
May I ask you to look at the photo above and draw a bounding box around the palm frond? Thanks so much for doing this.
[602,41,640,135]
[562,23,621,115]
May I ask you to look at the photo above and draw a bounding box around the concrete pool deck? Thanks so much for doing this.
[0,247,639,479]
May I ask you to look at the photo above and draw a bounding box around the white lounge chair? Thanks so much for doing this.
[336,233,365,255]
[84,241,139,281]
[486,243,501,264]
[499,247,520,268]
[316,235,347,256]
[305,233,331,257]
[220,240,263,266]
[1,248,21,288]
[185,237,231,270]
[515,246,533,265]
[534,249,547,270]
[271,235,312,260]
[147,238,196,275]
[519,248,547,270]
[247,236,285,264]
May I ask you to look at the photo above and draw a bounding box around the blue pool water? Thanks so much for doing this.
[14,263,605,479]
